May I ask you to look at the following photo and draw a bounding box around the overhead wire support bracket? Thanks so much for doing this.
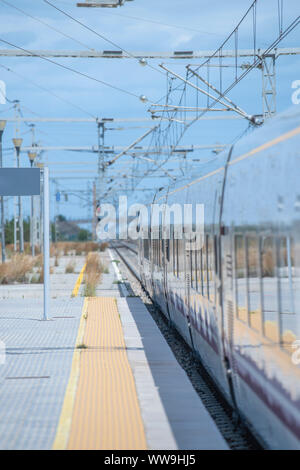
[149,103,229,113]
[106,126,158,166]
[76,0,129,7]
[159,63,260,125]
[186,65,255,121]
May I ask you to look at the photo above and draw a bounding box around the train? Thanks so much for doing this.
[137,105,300,450]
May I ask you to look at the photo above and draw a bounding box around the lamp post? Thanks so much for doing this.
[12,137,24,253]
[0,120,6,263]
[28,151,37,256]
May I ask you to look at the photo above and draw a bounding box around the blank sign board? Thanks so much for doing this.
[0,168,41,196]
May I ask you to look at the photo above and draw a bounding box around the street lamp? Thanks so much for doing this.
[0,120,6,263]
[12,137,24,253]
[28,151,37,168]
[28,151,37,256]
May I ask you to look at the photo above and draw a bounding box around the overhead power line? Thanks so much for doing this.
[99,10,224,36]
[0,38,142,100]
[0,0,95,51]
[0,62,96,118]
[43,0,165,75]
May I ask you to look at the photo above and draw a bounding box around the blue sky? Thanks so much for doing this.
[0,0,299,223]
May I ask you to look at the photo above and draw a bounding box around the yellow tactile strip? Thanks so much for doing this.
[52,299,88,450]
[65,297,147,450]
[71,262,87,297]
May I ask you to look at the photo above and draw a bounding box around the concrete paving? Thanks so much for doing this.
[0,297,83,450]
[0,253,86,449]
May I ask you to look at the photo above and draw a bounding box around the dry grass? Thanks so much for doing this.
[34,254,43,268]
[0,254,35,284]
[1,243,41,259]
[54,241,101,256]
[65,259,76,274]
[83,252,104,297]
[35,262,54,283]
[236,244,276,278]
[262,249,274,277]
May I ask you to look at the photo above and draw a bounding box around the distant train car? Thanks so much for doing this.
[138,106,300,449]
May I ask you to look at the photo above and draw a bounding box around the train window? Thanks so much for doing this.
[278,236,297,351]
[155,239,159,267]
[158,239,160,267]
[166,239,171,267]
[198,246,203,295]
[194,248,198,291]
[190,250,193,289]
[247,235,261,331]
[173,230,176,276]
[168,226,173,271]
[214,235,218,275]
[235,234,247,322]
[212,235,218,300]
[207,236,214,300]
[261,236,279,342]
[202,236,208,297]
[176,239,180,278]
[152,239,154,265]
[158,240,160,267]
[144,238,149,260]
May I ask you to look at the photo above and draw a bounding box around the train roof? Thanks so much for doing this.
[156,105,300,200]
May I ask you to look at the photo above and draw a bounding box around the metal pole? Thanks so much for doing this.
[30,159,35,257]
[13,196,17,251]
[40,175,44,253]
[31,194,35,256]
[93,181,97,240]
[29,127,36,257]
[0,130,5,263]
[43,167,50,321]
[16,147,24,253]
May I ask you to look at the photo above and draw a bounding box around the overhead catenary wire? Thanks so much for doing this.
[98,9,224,36]
[0,38,143,101]
[42,0,165,76]
[153,8,300,163]
[0,62,96,118]
[0,0,95,51]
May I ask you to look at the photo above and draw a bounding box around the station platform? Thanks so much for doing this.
[0,253,228,450]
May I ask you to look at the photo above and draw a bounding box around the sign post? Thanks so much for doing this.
[43,167,49,321]
[0,168,49,321]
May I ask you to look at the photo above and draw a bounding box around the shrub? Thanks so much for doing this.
[0,254,35,284]
[65,260,76,274]
[83,252,104,297]
[100,242,108,252]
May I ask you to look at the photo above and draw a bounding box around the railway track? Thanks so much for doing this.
[110,241,263,450]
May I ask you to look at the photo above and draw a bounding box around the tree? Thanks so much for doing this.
[78,229,90,241]
[5,217,30,244]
